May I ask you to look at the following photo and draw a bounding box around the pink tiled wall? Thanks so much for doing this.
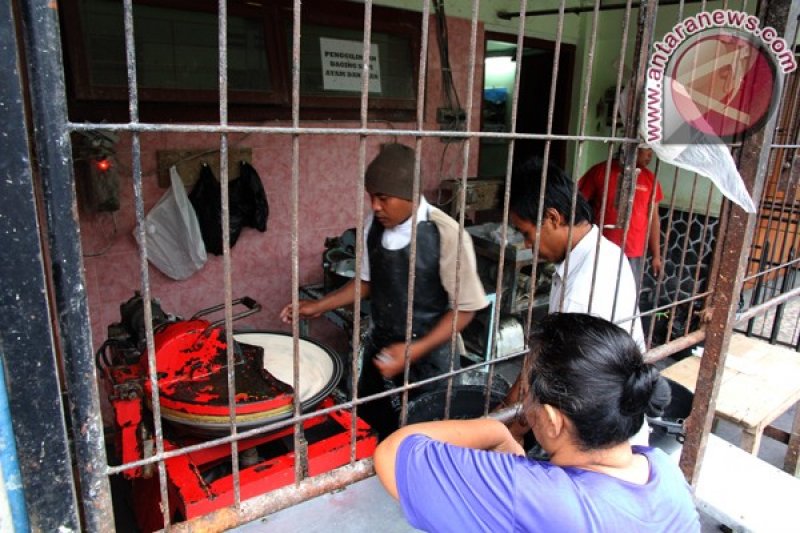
[82,16,484,351]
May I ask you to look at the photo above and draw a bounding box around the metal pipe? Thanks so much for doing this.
[734,284,800,324]
[497,0,705,19]
[66,121,640,142]
[17,0,114,529]
[645,329,706,364]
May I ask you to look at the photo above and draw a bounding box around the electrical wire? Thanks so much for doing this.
[433,0,463,124]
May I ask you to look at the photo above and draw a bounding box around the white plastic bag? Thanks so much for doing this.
[137,166,207,280]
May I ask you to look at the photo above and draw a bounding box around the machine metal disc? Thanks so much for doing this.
[148,327,341,436]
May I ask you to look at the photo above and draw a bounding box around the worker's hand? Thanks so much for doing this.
[279,300,321,324]
[651,256,663,278]
[373,342,412,379]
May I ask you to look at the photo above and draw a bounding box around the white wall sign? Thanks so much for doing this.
[320,37,382,93]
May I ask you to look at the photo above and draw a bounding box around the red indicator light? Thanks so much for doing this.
[95,158,111,172]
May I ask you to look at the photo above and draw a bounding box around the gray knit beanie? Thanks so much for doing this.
[364,144,416,201]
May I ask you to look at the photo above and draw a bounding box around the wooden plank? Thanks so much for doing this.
[660,357,702,392]
[662,335,800,430]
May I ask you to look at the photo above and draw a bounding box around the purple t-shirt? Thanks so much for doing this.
[395,434,700,532]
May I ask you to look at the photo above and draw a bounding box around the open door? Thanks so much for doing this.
[479,33,575,176]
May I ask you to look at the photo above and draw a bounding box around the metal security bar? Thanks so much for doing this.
[3,0,799,530]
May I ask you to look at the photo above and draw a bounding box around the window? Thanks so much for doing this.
[60,0,420,121]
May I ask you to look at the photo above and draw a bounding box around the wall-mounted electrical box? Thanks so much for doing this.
[436,178,503,221]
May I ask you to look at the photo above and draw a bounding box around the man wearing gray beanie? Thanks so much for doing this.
[281,143,487,439]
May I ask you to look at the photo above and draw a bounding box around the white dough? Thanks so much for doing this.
[233,333,335,402]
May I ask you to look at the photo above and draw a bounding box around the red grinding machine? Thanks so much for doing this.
[97,293,376,531]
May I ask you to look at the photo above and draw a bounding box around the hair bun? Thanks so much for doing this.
[646,375,672,418]
[619,365,667,417]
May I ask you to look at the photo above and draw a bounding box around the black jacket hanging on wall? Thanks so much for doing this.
[189,161,269,255]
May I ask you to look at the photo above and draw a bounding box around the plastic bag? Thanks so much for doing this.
[137,166,207,280]
[631,76,756,213]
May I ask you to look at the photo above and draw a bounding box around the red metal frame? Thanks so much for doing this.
[102,314,376,531]
[131,399,376,532]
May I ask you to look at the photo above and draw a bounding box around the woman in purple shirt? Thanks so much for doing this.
[375,313,700,532]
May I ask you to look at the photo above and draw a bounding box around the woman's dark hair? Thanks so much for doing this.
[509,157,592,226]
[527,313,671,449]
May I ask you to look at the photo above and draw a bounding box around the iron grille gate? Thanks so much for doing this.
[0,0,798,531]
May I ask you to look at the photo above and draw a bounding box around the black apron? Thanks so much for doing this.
[357,216,455,438]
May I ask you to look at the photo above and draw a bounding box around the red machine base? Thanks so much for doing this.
[130,399,376,532]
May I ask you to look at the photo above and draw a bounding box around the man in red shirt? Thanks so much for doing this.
[579,145,664,285]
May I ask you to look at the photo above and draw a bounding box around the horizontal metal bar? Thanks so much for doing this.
[497,0,704,19]
[644,329,706,364]
[65,121,640,143]
[735,285,800,324]
[166,460,374,533]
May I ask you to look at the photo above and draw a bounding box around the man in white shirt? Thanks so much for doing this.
[508,157,644,347]
[503,157,647,443]
[281,144,487,438]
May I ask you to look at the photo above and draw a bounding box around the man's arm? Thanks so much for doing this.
[280,279,370,324]
[648,207,663,277]
[374,418,524,499]
[375,309,474,378]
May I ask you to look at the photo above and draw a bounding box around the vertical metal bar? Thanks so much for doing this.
[646,166,680,343]
[746,239,769,335]
[17,0,114,529]
[703,191,732,302]
[665,174,699,343]
[585,0,637,318]
[399,0,443,426]
[492,1,531,413]
[498,1,529,337]
[572,0,607,320]
[217,0,241,506]
[451,0,480,414]
[769,249,794,344]
[753,148,784,339]
[679,0,799,487]
[546,0,572,315]
[121,0,171,527]
[572,0,604,177]
[408,3,429,418]
[289,0,308,485]
[349,0,376,464]
[682,186,717,337]
[608,0,659,324]
[631,157,663,344]
[0,1,77,528]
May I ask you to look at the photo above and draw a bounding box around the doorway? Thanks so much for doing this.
[479,33,575,177]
